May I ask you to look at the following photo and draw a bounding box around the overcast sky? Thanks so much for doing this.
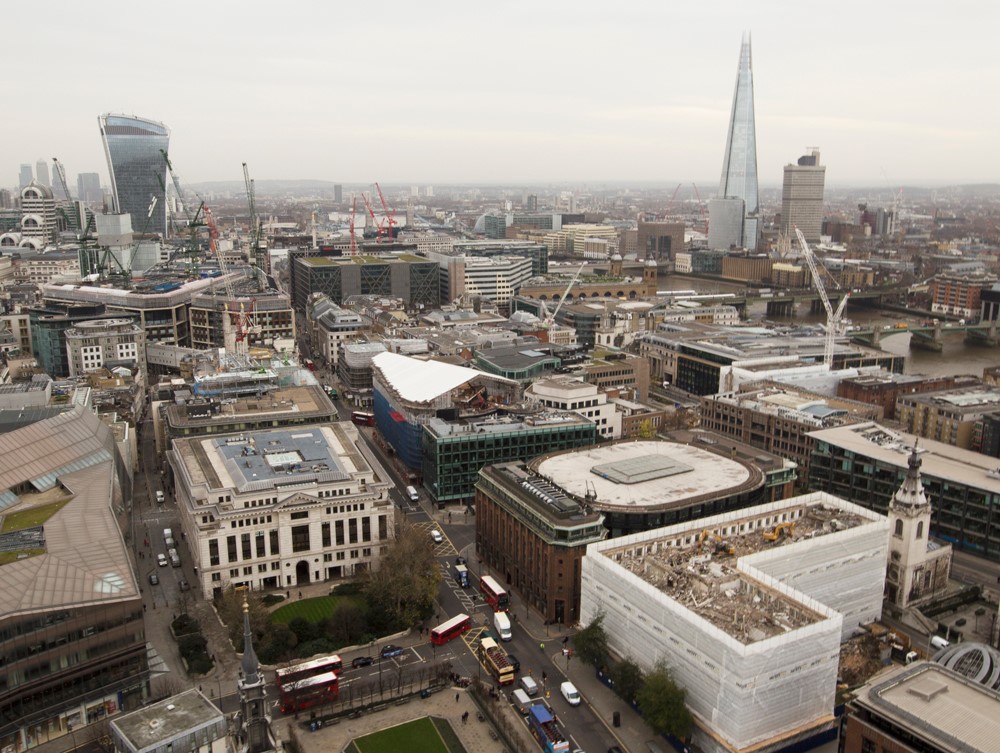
[6,1,999,189]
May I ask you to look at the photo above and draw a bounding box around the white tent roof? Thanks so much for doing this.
[372,351,480,403]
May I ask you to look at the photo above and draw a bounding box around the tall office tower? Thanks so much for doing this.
[334,184,343,203]
[781,149,825,242]
[708,33,760,251]
[35,159,51,188]
[77,172,102,203]
[19,164,33,188]
[98,113,170,236]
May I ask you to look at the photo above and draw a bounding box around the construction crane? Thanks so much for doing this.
[691,183,708,236]
[206,205,257,356]
[374,182,397,240]
[52,158,83,232]
[160,149,194,234]
[795,227,849,369]
[349,193,358,256]
[545,263,586,327]
[360,191,382,241]
[242,162,266,288]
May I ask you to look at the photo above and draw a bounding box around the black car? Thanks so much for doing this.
[351,656,374,668]
[506,653,520,673]
[148,573,159,585]
[380,644,404,659]
[178,579,191,591]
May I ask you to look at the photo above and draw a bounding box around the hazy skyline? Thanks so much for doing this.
[5,1,999,190]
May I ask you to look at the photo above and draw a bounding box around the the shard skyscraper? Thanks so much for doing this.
[708,33,759,251]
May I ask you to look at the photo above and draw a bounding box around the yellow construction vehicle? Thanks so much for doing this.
[763,522,795,541]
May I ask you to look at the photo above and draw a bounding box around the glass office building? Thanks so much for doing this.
[98,114,170,237]
[709,34,759,250]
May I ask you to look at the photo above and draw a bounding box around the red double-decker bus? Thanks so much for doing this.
[430,613,472,646]
[479,575,510,612]
[277,671,338,714]
[275,654,342,689]
[351,411,375,427]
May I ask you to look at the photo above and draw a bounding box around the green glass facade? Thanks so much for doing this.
[99,114,170,237]
[423,421,597,505]
[809,439,1000,558]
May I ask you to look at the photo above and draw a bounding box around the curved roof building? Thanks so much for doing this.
[98,114,170,237]
[529,439,767,535]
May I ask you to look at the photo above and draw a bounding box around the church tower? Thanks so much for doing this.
[885,444,952,609]
[644,258,658,294]
[232,600,278,753]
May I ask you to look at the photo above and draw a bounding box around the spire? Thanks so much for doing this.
[712,32,760,250]
[240,599,261,685]
[892,442,929,510]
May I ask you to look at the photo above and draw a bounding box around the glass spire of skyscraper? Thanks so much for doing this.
[98,114,170,237]
[710,33,759,250]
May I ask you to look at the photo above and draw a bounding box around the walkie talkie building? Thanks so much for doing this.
[98,114,170,237]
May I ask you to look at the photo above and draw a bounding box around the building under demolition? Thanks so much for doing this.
[581,491,888,753]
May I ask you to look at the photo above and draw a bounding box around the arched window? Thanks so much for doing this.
[894,519,904,537]
[916,521,924,539]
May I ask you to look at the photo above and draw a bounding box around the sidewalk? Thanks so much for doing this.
[454,539,660,753]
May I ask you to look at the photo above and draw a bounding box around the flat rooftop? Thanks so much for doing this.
[426,408,594,438]
[602,497,871,642]
[531,440,759,511]
[113,689,224,752]
[176,424,365,493]
[855,662,1000,753]
[166,385,334,429]
[809,422,1000,492]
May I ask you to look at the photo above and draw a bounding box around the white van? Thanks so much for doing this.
[930,635,950,650]
[511,688,534,715]
[494,611,512,641]
[405,485,419,502]
[163,528,173,541]
[519,675,538,697]
[155,491,165,504]
[560,681,581,706]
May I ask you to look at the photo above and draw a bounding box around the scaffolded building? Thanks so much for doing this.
[581,491,888,753]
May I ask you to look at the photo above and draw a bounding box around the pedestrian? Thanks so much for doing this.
[542,671,547,683]
[539,642,545,652]
[455,692,459,703]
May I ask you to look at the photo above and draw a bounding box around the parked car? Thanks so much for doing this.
[157,553,168,567]
[430,529,443,543]
[380,644,404,659]
[148,572,160,585]
[351,656,375,668]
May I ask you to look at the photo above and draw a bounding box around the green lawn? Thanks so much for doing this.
[353,717,449,753]
[2,500,69,532]
[269,595,364,624]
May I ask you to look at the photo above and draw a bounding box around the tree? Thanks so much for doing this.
[611,657,644,704]
[636,419,657,439]
[572,611,609,668]
[363,516,441,629]
[636,661,692,740]
[216,586,273,651]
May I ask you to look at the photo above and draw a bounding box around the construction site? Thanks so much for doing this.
[581,491,889,753]
[608,502,871,643]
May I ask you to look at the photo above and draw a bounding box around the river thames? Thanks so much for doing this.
[657,275,1000,378]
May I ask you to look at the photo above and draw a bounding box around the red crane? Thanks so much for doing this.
[361,191,380,241]
[374,182,397,241]
[204,207,220,254]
